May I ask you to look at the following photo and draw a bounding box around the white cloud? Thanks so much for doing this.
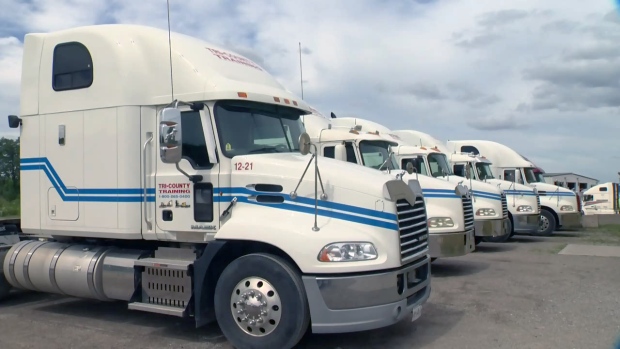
[0,0,618,182]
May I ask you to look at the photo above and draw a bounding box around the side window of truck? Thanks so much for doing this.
[323,146,335,158]
[453,164,465,177]
[181,111,212,169]
[345,142,357,164]
[52,42,94,91]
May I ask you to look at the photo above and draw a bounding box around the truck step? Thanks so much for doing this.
[128,302,187,317]
[134,257,192,270]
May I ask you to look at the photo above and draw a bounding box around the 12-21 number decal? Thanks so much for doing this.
[234,162,253,171]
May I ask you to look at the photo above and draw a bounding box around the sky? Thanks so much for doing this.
[0,0,619,182]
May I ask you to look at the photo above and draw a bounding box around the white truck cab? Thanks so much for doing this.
[446,140,582,235]
[582,182,619,215]
[1,24,432,349]
[389,130,541,241]
[325,118,509,244]
[302,112,475,260]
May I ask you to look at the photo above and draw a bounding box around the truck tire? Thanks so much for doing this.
[213,253,310,349]
[537,209,555,236]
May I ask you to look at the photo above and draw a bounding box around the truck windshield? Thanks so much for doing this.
[427,153,453,177]
[358,141,398,170]
[523,167,542,183]
[214,100,306,157]
[475,163,495,180]
[534,172,545,182]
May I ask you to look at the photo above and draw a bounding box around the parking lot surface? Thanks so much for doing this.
[1,231,619,349]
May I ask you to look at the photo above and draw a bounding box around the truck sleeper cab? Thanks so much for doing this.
[449,154,541,239]
[446,140,581,235]
[1,24,431,349]
[302,113,475,260]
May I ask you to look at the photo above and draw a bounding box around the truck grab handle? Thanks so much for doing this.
[143,132,153,230]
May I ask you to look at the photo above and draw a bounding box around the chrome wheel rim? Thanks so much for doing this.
[230,277,282,336]
[539,215,549,233]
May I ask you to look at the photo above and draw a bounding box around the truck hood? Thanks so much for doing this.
[228,152,410,202]
[482,178,535,193]
[529,182,574,194]
[434,174,502,196]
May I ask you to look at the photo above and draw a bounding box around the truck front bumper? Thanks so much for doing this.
[513,213,540,233]
[474,218,507,237]
[429,229,475,258]
[558,212,582,228]
[302,255,431,334]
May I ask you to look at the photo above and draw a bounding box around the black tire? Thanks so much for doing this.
[474,237,483,245]
[213,253,310,349]
[537,209,556,236]
[430,257,437,263]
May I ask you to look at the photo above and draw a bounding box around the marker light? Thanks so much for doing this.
[517,205,533,212]
[318,242,378,262]
[560,205,574,211]
[237,92,248,98]
[428,217,454,228]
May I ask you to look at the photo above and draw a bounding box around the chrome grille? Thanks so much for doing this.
[501,193,508,218]
[396,198,428,264]
[536,194,541,213]
[462,196,475,231]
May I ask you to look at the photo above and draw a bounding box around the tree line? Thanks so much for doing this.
[0,137,20,216]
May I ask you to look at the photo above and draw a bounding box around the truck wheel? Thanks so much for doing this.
[0,274,10,301]
[214,253,310,349]
[537,210,555,236]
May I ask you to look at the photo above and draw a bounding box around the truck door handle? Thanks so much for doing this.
[143,132,153,230]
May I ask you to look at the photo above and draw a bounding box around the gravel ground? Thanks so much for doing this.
[1,231,619,349]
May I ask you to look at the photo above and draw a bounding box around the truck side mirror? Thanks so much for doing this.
[159,107,183,164]
[334,144,346,161]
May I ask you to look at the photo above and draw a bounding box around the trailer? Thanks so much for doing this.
[0,24,432,349]
[446,140,581,235]
[302,111,475,261]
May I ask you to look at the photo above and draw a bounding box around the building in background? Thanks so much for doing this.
[542,173,599,192]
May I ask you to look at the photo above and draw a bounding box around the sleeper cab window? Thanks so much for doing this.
[52,42,94,91]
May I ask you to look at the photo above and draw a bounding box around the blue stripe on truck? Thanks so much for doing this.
[20,157,401,230]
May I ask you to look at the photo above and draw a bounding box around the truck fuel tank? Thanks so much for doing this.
[2,240,150,302]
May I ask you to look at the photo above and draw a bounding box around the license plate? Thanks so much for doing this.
[411,305,423,322]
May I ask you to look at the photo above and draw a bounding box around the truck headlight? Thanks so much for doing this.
[318,242,378,262]
[560,205,574,211]
[517,205,533,212]
[475,208,496,216]
[428,217,454,228]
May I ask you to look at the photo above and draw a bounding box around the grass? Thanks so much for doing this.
[0,198,20,218]
[580,224,620,246]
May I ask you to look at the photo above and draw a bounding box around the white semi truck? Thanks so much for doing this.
[327,118,510,244]
[302,112,475,260]
[0,24,433,349]
[582,182,619,215]
[445,140,582,235]
[387,129,541,241]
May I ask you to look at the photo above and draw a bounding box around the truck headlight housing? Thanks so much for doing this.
[318,242,378,262]
[428,217,454,228]
[517,205,533,212]
[475,208,496,216]
[560,205,574,211]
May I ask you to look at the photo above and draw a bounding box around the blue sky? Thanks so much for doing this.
[1,0,619,182]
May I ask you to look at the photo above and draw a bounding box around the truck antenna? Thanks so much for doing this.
[299,42,304,100]
[166,0,175,101]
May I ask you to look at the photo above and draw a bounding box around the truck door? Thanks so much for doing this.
[152,106,221,242]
